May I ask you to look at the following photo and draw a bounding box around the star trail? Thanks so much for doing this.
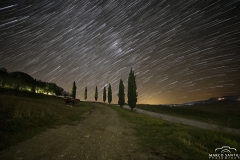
[1,0,240,104]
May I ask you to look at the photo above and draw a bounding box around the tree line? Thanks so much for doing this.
[73,68,137,111]
[0,68,65,96]
[1,67,137,110]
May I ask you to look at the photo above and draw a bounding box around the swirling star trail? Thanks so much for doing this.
[1,0,240,104]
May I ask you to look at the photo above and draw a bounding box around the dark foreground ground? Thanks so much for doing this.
[0,103,157,160]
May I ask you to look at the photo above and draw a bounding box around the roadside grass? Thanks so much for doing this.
[108,104,240,160]
[0,91,94,150]
[137,101,240,129]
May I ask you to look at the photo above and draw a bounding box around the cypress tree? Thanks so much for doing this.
[108,84,112,104]
[118,79,125,108]
[103,87,106,103]
[95,86,98,101]
[72,81,77,99]
[127,68,137,111]
[84,86,87,101]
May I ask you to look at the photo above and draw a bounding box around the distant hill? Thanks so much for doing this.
[158,95,240,107]
[184,95,240,106]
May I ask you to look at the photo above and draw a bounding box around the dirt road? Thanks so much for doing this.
[0,103,155,160]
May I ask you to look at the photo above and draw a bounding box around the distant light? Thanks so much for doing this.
[218,98,224,101]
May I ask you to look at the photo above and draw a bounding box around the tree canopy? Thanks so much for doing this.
[0,68,64,96]
[103,86,106,103]
[118,79,125,108]
[108,84,112,104]
[95,86,98,101]
[71,81,77,99]
[84,87,87,101]
[127,68,137,111]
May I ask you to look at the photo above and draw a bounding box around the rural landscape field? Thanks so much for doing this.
[137,100,240,130]
[1,0,240,159]
[0,88,240,159]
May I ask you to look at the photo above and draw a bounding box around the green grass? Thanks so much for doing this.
[0,90,94,150]
[136,101,240,129]
[107,104,240,160]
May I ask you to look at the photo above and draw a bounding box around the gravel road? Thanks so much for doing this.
[0,103,157,160]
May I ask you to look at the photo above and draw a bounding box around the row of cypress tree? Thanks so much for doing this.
[72,83,112,104]
[71,68,137,111]
[94,84,112,104]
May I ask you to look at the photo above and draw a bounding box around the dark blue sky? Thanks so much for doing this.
[1,0,240,104]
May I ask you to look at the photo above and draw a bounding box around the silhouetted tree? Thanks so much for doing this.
[0,68,8,87]
[84,87,87,101]
[8,71,34,91]
[127,68,137,111]
[118,79,125,108]
[31,79,36,93]
[47,83,61,95]
[95,86,98,101]
[103,86,106,103]
[72,81,77,99]
[55,86,63,96]
[36,80,46,93]
[45,83,50,94]
[0,68,7,72]
[0,68,66,96]
[108,84,112,104]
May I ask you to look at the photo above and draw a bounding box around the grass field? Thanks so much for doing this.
[0,89,94,150]
[136,100,240,129]
[108,104,240,160]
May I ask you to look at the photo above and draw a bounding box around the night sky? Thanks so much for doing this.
[1,0,240,104]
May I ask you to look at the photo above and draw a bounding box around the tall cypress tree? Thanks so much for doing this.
[103,87,106,103]
[72,81,77,99]
[84,86,87,101]
[118,79,125,108]
[127,68,137,111]
[95,86,98,101]
[108,84,112,104]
